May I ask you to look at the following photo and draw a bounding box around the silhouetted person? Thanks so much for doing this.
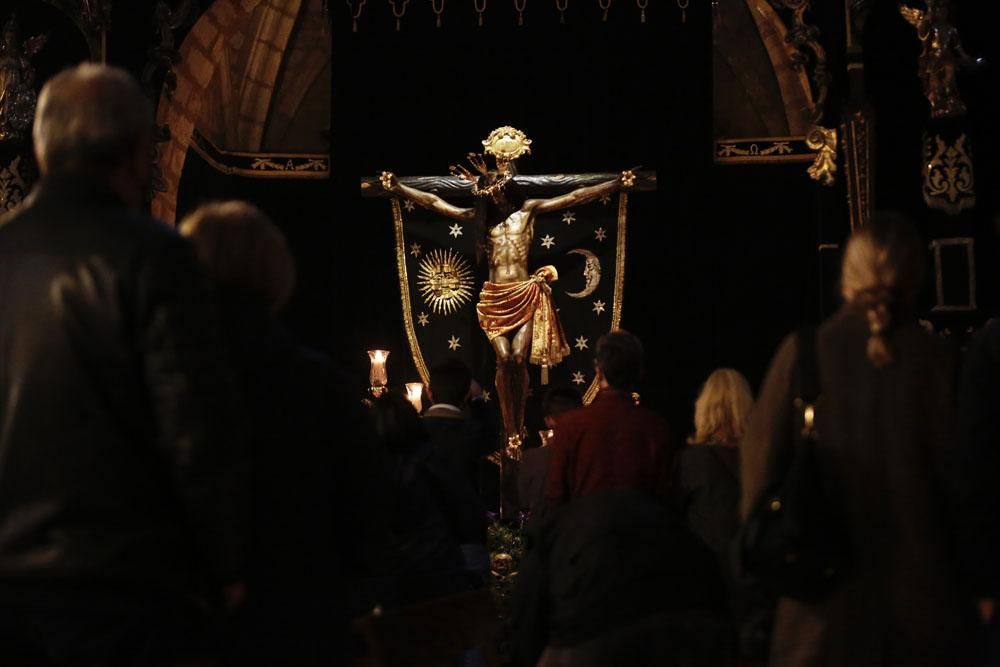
[510,490,729,667]
[957,314,1000,665]
[0,64,246,665]
[180,201,358,665]
[674,368,770,663]
[742,213,977,667]
[422,359,494,579]
[675,368,751,565]
[367,392,471,607]
[518,386,582,523]
[424,358,496,493]
[546,330,671,511]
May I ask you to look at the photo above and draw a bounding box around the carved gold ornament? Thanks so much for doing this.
[0,15,48,143]
[923,132,975,215]
[806,125,838,186]
[482,126,532,162]
[0,154,27,212]
[841,110,873,229]
[417,248,475,315]
[770,0,830,125]
[900,1,974,119]
[564,248,602,298]
[379,170,395,191]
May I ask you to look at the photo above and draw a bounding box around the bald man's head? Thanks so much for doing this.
[33,64,153,182]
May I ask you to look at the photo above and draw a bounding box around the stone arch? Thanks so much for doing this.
[152,0,306,223]
[713,0,815,138]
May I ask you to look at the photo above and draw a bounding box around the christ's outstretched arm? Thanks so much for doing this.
[529,169,635,215]
[380,171,475,222]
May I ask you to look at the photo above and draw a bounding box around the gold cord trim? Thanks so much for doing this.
[583,192,627,404]
[393,198,431,385]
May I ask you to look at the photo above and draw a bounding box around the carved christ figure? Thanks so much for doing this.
[380,127,634,453]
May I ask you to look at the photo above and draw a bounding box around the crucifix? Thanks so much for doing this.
[361,126,654,459]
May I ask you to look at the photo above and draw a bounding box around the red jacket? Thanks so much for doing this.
[546,389,672,510]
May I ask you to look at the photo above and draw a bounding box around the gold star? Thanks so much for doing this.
[574,336,589,351]
[572,371,586,385]
[594,227,607,242]
[403,200,416,211]
[482,390,491,402]
[592,300,606,315]
[449,224,463,238]
[417,312,429,326]
[541,234,555,249]
[562,211,576,225]
[448,335,461,351]
[409,242,422,257]
[600,194,612,205]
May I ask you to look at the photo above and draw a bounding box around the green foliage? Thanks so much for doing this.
[487,519,525,623]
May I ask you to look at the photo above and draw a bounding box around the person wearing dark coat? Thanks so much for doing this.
[422,359,496,577]
[741,214,979,667]
[957,316,1000,664]
[674,368,771,663]
[673,368,752,563]
[0,65,246,665]
[368,392,473,606]
[180,200,362,665]
[518,386,582,523]
[510,490,729,667]
[423,358,497,495]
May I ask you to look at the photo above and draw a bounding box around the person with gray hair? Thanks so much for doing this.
[0,64,246,664]
[32,62,154,208]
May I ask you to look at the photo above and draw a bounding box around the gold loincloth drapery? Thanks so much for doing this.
[476,266,571,370]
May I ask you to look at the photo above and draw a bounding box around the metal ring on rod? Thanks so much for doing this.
[598,0,612,21]
[677,0,689,23]
[431,0,445,26]
[514,0,526,25]
[555,0,568,23]
[389,0,410,30]
[346,0,368,31]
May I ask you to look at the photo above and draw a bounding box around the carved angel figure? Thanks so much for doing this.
[0,14,47,143]
[899,0,974,118]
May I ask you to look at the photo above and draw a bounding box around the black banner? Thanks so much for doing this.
[392,193,627,407]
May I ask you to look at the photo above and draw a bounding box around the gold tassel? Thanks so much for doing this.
[541,364,549,385]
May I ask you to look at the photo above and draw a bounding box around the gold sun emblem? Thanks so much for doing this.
[417,248,475,315]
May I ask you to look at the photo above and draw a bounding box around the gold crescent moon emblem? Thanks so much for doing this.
[564,248,602,299]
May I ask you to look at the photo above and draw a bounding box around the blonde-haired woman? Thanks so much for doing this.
[675,368,763,664]
[692,368,754,446]
[674,368,753,560]
[741,213,975,667]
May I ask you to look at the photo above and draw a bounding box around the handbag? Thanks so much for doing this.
[736,326,850,602]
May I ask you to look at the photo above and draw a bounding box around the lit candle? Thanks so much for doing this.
[368,349,389,397]
[405,382,424,414]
